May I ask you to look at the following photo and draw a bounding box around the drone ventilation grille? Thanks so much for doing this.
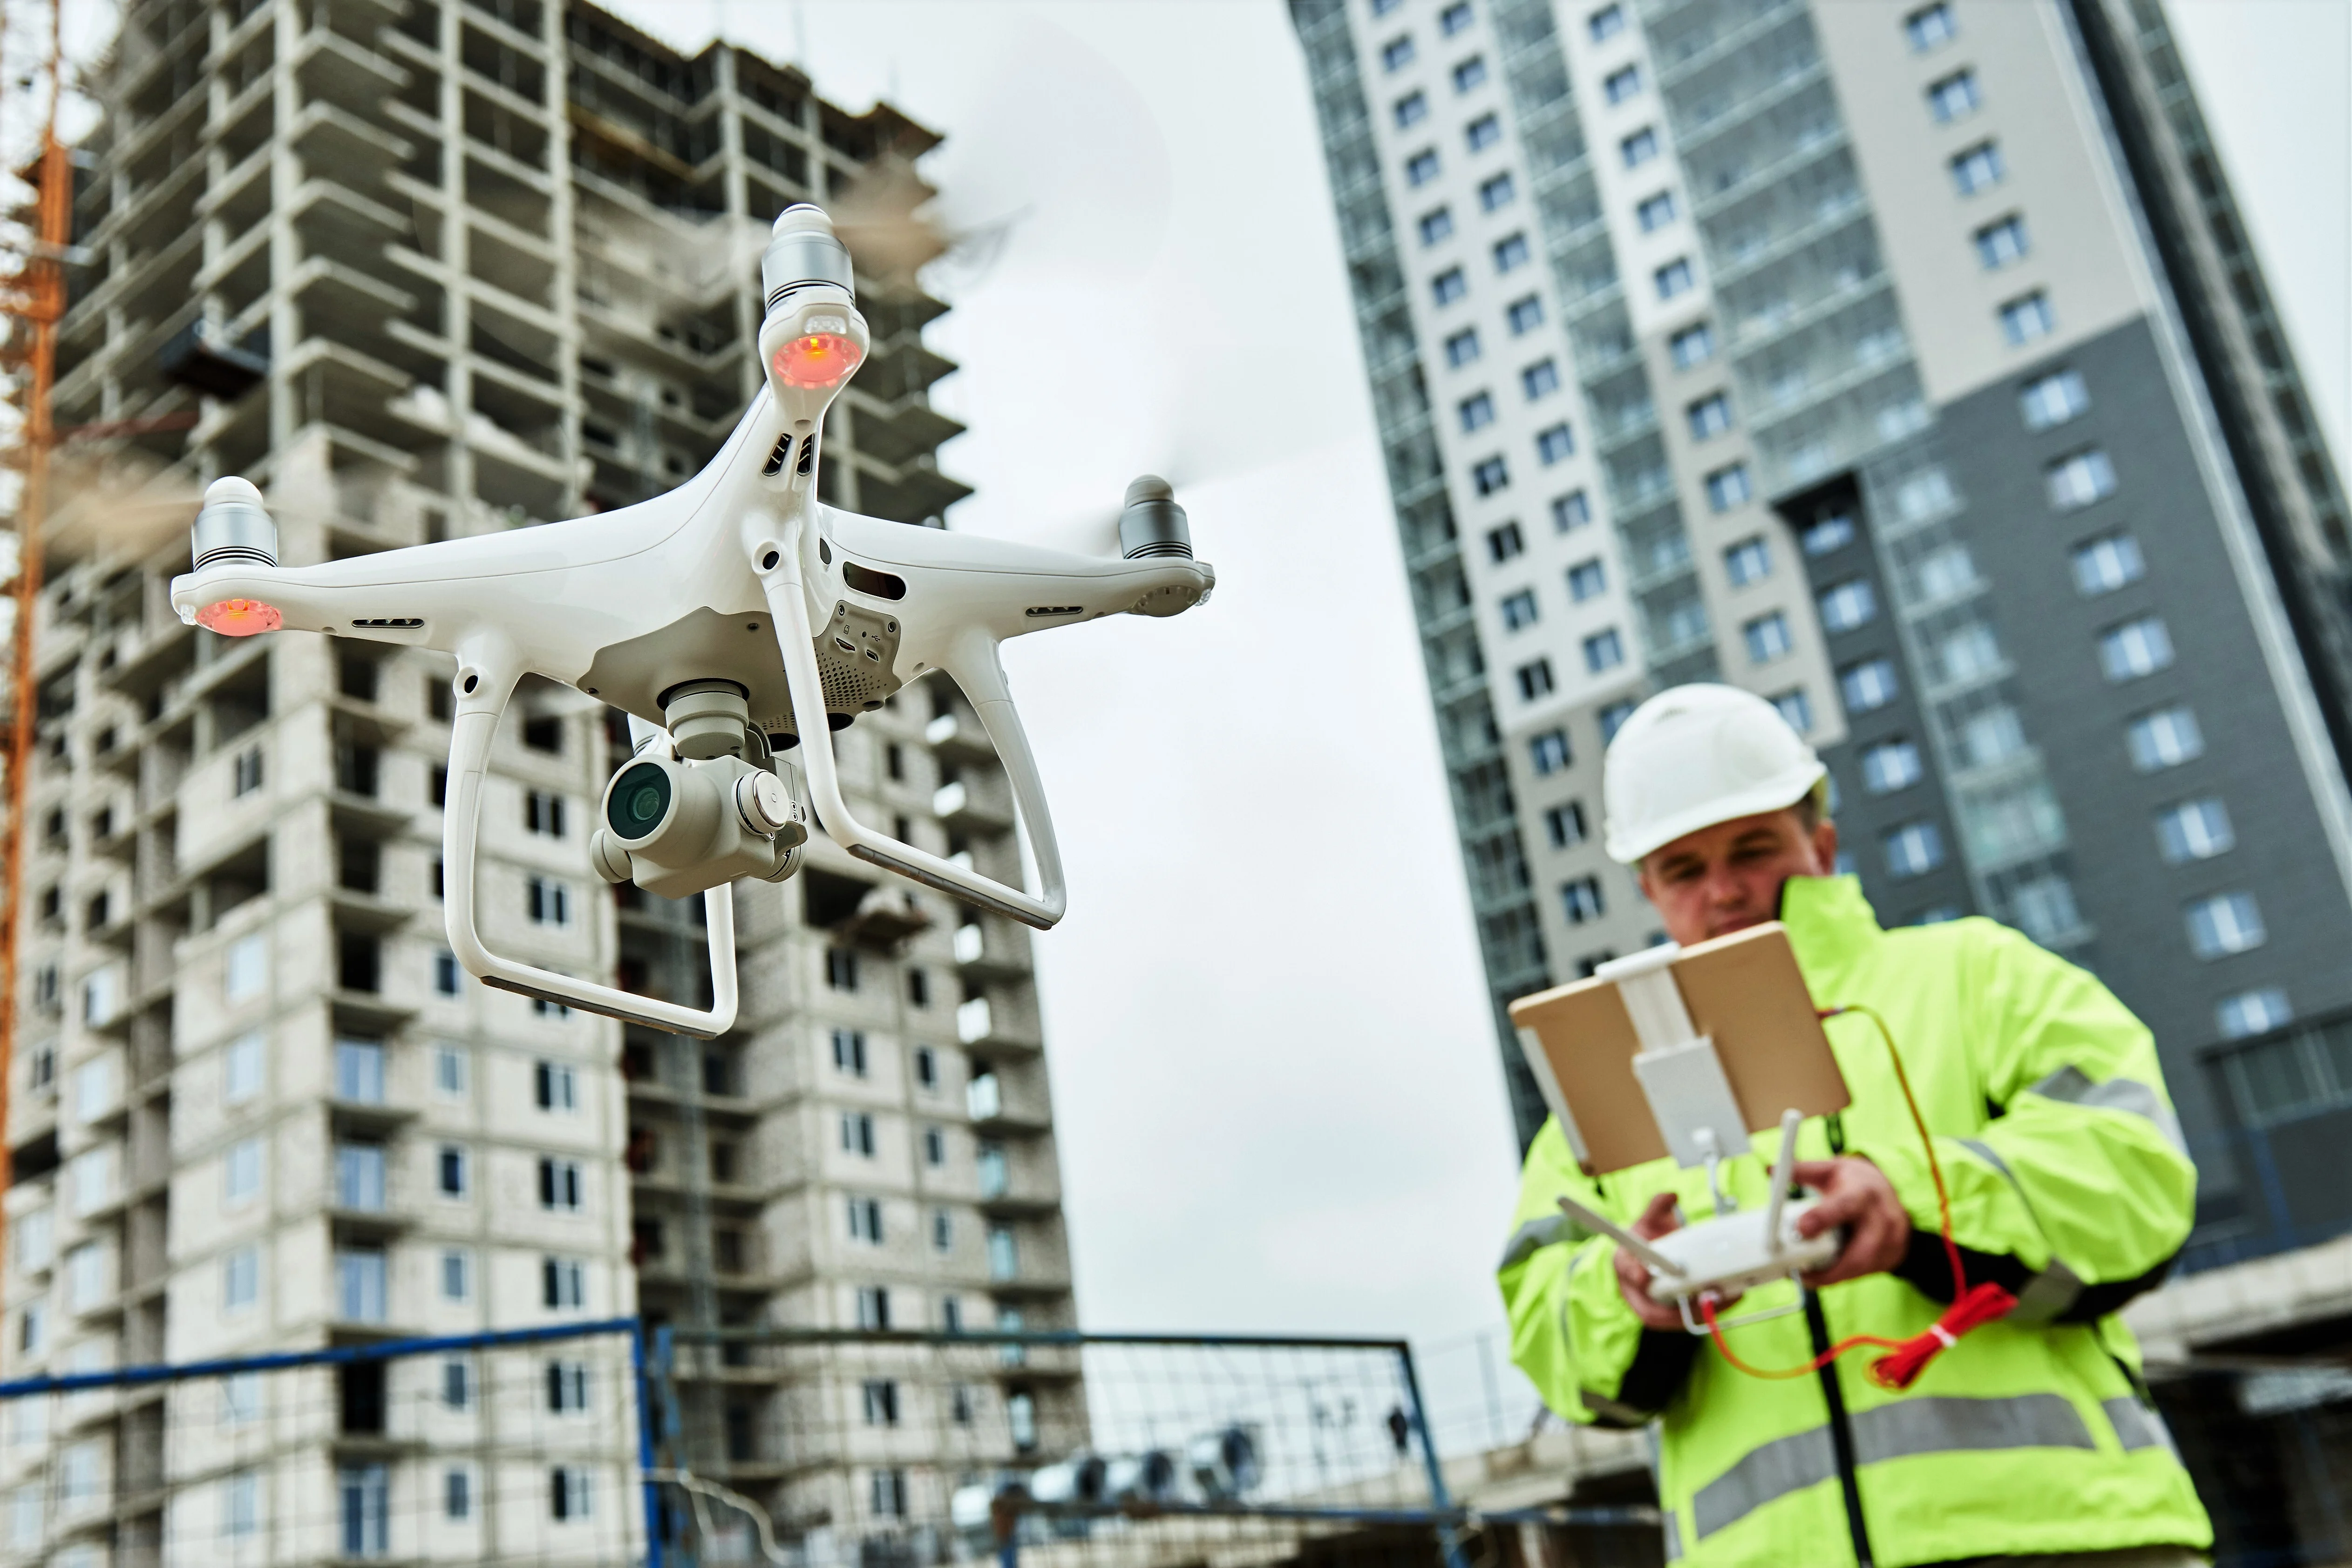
[818,651,886,712]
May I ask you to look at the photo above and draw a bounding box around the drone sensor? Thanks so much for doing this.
[197,598,282,637]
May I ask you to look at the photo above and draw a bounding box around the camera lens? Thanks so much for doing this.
[606,761,673,840]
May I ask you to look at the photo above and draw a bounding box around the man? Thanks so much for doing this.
[1498,685,2210,1568]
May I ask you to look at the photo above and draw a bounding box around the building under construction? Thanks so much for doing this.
[0,0,1078,1560]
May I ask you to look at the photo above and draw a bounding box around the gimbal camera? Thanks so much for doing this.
[169,205,1215,1038]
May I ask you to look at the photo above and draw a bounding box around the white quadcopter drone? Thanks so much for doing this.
[169,205,1215,1039]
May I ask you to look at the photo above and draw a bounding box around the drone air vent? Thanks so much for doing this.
[352,617,424,629]
[762,436,794,477]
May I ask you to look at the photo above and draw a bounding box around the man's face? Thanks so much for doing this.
[1636,807,1839,945]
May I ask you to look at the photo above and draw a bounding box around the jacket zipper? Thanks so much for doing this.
[1804,1292,1874,1566]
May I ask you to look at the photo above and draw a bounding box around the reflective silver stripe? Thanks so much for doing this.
[1499,1213,1580,1271]
[2104,1395,2178,1458]
[1955,1137,2084,1323]
[1691,1394,2095,1540]
[2026,1066,2189,1156]
[1661,1505,1682,1561]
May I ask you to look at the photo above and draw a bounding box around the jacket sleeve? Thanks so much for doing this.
[1499,1118,1700,1426]
[1854,922,2196,1324]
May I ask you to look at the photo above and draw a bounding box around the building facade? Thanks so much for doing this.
[0,0,1075,1561]
[1291,0,2352,1265]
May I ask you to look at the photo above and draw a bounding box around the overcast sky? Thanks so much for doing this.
[600,0,2352,1426]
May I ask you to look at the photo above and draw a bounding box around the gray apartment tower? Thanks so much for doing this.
[1291,0,2352,1269]
[0,1,1078,1561]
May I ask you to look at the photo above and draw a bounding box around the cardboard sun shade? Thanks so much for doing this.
[1507,922,1849,1175]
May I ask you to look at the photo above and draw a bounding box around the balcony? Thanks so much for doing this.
[923,711,999,765]
[952,915,1032,980]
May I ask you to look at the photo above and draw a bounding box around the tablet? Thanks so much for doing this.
[1507,921,1849,1175]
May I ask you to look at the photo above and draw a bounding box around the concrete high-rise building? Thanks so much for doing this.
[1291,0,2352,1266]
[0,1,1077,1560]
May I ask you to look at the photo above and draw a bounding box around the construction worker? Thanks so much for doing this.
[1498,685,2211,1567]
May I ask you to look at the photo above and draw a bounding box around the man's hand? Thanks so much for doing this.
[1613,1192,1723,1331]
[1792,1157,1912,1288]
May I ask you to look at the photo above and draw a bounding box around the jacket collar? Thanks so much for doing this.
[1776,874,1884,978]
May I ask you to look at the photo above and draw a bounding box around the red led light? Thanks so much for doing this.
[197,599,282,637]
[771,332,863,389]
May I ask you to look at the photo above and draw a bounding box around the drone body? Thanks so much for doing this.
[169,205,1214,1037]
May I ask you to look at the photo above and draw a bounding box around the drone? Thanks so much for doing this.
[169,205,1215,1039]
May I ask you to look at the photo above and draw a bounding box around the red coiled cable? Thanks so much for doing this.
[1698,1004,2016,1393]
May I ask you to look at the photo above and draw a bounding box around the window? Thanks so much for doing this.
[1459,392,1495,431]
[2156,798,2234,863]
[1562,877,1604,923]
[1604,65,1642,103]
[225,933,268,1003]
[1818,578,1878,633]
[1453,55,1488,92]
[2046,449,2117,510]
[1441,1,1473,34]
[1500,589,1539,631]
[1516,658,1556,700]
[832,1027,869,1075]
[542,1256,587,1310]
[1420,209,1455,247]
[225,1138,262,1203]
[1405,148,1440,185]
[1480,173,1516,211]
[226,1471,260,1537]
[1466,112,1501,151]
[1670,323,1714,367]
[446,1468,472,1522]
[2128,706,2203,771]
[2218,988,2292,1040]
[539,1158,584,1212]
[2000,292,2056,346]
[1907,1,1956,50]
[1706,464,1751,512]
[2187,892,2265,958]
[1599,699,1638,741]
[1583,630,1626,673]
[1724,537,1771,586]
[341,1465,389,1558]
[1486,522,1524,562]
[535,1061,578,1111]
[432,948,462,996]
[1506,295,1544,334]
[1927,69,1980,122]
[1473,456,1511,496]
[438,1146,468,1198]
[233,746,264,796]
[1636,190,1678,232]
[2012,876,2081,944]
[932,1208,954,1251]
[434,1045,468,1099]
[2100,616,2173,681]
[1862,740,1924,794]
[1446,327,1482,367]
[2072,533,2144,596]
[1552,491,1591,532]
[1522,360,1560,399]
[66,1242,106,1310]
[1621,128,1659,167]
[1493,232,1530,272]
[1951,141,2004,195]
[547,1361,590,1414]
[826,946,860,991]
[525,791,567,836]
[855,1286,891,1330]
[1743,612,1794,664]
[841,1112,877,1156]
[1381,34,1414,71]
[1536,423,1576,464]
[1802,513,1856,555]
[1884,821,1946,879]
[336,1037,385,1104]
[862,1379,901,1426]
[1394,91,1428,129]
[1841,657,1900,714]
[1958,705,2026,768]
[1773,689,1815,734]
[1654,258,1695,299]
[872,1468,909,1518]
[847,1195,885,1243]
[1975,215,2029,270]
[1549,556,1607,609]
[1544,802,1588,848]
[2021,368,2090,429]
[339,1246,389,1322]
[1529,730,1570,775]
[527,876,572,926]
[224,1247,259,1311]
[551,1466,593,1522]
[337,1142,387,1211]
[1686,394,1732,441]
[224,1031,263,1102]
[1590,4,1625,41]
[921,1126,946,1166]
[442,1250,471,1301]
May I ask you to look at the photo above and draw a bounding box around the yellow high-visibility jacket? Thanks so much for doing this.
[1498,876,2211,1566]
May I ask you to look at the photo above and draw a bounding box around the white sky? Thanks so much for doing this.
[603,0,2351,1431]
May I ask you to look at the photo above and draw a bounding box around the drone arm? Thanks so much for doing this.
[755,551,1068,930]
[441,635,741,1037]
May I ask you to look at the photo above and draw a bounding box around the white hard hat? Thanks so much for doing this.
[1602,684,1828,864]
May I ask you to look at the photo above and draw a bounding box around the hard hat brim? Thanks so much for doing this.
[1604,762,1827,865]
